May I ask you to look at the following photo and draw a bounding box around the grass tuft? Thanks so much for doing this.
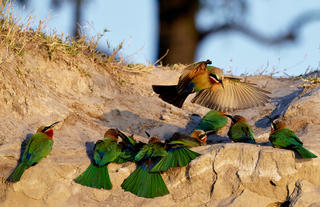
[0,0,128,76]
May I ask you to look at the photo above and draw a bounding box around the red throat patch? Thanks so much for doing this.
[44,129,54,139]
[201,136,207,142]
[270,126,274,133]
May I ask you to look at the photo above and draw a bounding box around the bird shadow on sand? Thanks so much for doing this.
[6,133,34,182]
[97,109,185,140]
[18,133,34,162]
[255,88,304,128]
[256,141,272,146]
[85,141,95,162]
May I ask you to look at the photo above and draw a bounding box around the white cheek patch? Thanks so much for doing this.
[209,77,219,84]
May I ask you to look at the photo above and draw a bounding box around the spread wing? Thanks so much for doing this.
[192,78,270,112]
[177,60,210,94]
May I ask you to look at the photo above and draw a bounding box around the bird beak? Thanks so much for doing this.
[225,114,233,119]
[41,121,61,133]
[219,80,224,89]
[145,131,151,138]
[49,121,61,128]
[225,115,236,123]
[205,130,216,135]
[116,128,127,139]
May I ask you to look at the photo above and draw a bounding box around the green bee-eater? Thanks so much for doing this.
[269,120,317,158]
[150,130,207,173]
[7,121,60,182]
[195,110,228,132]
[152,60,270,111]
[74,129,139,189]
[121,137,169,198]
[226,115,256,144]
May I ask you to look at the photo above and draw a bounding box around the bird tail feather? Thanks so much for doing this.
[296,146,317,158]
[151,147,200,172]
[7,162,28,182]
[121,165,169,198]
[74,163,112,189]
[152,85,189,108]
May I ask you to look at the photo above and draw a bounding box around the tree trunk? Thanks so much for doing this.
[157,0,199,65]
[73,0,82,39]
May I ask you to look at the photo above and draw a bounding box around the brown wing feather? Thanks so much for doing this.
[191,78,270,112]
[176,61,209,94]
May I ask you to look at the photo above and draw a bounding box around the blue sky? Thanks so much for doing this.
[13,0,320,76]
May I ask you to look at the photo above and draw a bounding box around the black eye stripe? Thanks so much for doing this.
[210,73,218,80]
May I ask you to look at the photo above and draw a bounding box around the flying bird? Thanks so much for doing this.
[152,60,270,111]
[269,120,317,158]
[7,121,60,182]
[226,115,256,144]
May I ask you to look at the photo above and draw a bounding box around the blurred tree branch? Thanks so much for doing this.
[13,0,320,65]
[198,9,320,45]
[158,0,320,65]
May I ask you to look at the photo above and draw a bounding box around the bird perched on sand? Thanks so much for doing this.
[269,120,317,158]
[7,121,60,182]
[150,130,208,172]
[152,60,270,111]
[226,115,256,144]
[74,129,140,189]
[121,136,169,198]
[195,110,228,132]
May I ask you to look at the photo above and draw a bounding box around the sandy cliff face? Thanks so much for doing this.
[0,47,319,206]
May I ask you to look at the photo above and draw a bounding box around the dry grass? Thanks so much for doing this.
[0,0,130,76]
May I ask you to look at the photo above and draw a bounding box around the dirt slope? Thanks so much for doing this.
[0,36,320,206]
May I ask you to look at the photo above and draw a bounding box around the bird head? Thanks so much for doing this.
[271,120,286,133]
[190,129,207,144]
[104,128,120,141]
[208,67,224,88]
[194,59,212,67]
[36,121,60,139]
[144,131,162,144]
[149,136,162,144]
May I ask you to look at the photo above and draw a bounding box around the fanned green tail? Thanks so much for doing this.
[296,146,317,158]
[7,162,28,182]
[74,163,112,189]
[121,166,169,198]
[151,147,200,172]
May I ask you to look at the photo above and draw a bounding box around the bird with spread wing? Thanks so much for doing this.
[152,60,270,112]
